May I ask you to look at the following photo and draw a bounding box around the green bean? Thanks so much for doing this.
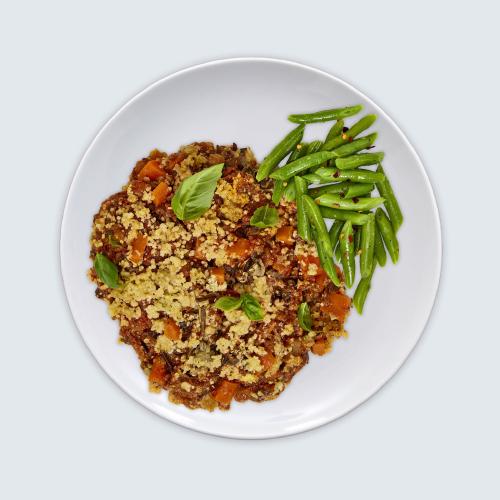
[331,133,378,158]
[288,105,362,124]
[304,197,340,286]
[256,124,305,181]
[315,194,385,211]
[315,167,385,184]
[354,226,362,255]
[308,182,373,199]
[376,165,403,232]
[335,152,385,170]
[306,140,323,154]
[322,115,377,151]
[302,173,324,184]
[294,177,312,241]
[325,120,344,142]
[282,180,296,201]
[353,260,376,314]
[319,207,371,225]
[290,145,305,163]
[272,143,305,204]
[269,151,338,181]
[272,181,286,205]
[328,219,344,249]
[360,214,375,278]
[315,230,341,286]
[342,183,375,199]
[302,195,333,257]
[334,241,341,261]
[304,141,325,174]
[339,220,355,288]
[374,224,387,267]
[375,208,399,263]
[309,182,350,198]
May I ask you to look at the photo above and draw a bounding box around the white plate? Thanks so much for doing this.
[60,58,441,439]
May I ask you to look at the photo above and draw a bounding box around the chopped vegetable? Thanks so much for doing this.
[138,160,165,180]
[211,267,225,284]
[151,181,169,207]
[321,291,351,322]
[213,380,239,405]
[276,226,294,245]
[311,339,328,355]
[260,352,276,370]
[129,234,148,264]
[194,238,204,260]
[149,357,168,386]
[163,318,181,340]
[227,238,252,258]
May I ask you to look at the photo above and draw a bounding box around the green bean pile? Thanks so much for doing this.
[257,105,403,314]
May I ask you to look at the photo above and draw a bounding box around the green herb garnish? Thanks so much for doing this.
[213,293,263,321]
[171,163,224,221]
[213,295,243,311]
[249,205,279,228]
[297,302,312,331]
[94,253,119,288]
[240,293,264,321]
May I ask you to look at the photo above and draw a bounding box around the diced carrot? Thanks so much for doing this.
[320,291,351,321]
[152,181,169,207]
[276,226,294,245]
[213,380,239,405]
[138,160,165,180]
[260,352,276,371]
[129,234,148,264]
[227,238,252,259]
[211,267,225,284]
[163,318,181,341]
[149,356,167,385]
[194,238,204,260]
[311,339,329,356]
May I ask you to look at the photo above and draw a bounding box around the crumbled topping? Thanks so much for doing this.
[89,142,350,411]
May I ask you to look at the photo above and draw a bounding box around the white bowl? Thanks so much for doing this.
[60,58,441,439]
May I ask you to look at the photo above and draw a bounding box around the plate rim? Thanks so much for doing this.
[60,57,443,439]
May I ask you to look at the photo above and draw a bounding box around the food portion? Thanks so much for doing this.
[89,103,403,412]
[89,143,350,411]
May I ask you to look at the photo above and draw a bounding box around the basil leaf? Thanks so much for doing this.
[250,205,279,228]
[171,163,224,221]
[94,253,119,289]
[241,293,264,321]
[298,302,312,331]
[214,295,243,311]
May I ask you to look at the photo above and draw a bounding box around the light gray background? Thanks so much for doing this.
[1,1,498,498]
